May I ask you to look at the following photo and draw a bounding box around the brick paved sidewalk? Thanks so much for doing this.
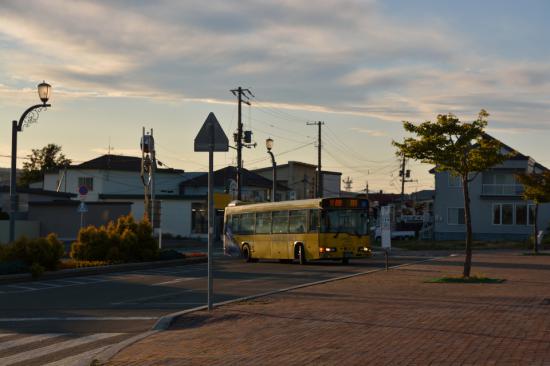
[107,252,550,366]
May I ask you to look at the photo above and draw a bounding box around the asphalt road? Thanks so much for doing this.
[0,251,434,365]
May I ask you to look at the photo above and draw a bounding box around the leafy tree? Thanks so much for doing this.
[515,171,550,254]
[393,110,509,277]
[19,144,71,187]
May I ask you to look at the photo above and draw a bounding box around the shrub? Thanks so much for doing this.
[30,262,45,279]
[0,233,64,272]
[71,214,158,263]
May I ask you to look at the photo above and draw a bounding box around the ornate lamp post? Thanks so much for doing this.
[266,138,277,202]
[9,81,52,242]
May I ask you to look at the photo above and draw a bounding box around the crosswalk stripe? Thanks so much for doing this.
[42,344,111,366]
[0,333,123,365]
[0,333,15,340]
[0,333,65,352]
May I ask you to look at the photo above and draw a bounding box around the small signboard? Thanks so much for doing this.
[77,202,88,213]
[381,205,391,250]
[194,113,229,152]
[78,185,88,201]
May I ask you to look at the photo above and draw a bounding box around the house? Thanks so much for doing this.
[42,154,204,238]
[432,138,550,241]
[252,161,341,200]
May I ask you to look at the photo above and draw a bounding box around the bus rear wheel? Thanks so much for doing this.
[297,244,307,265]
[242,244,253,263]
[342,258,349,265]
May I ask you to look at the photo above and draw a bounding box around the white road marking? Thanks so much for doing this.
[43,344,111,366]
[153,277,201,286]
[0,317,157,322]
[6,284,39,291]
[111,289,194,305]
[0,333,123,366]
[50,279,88,285]
[0,333,15,339]
[0,333,65,351]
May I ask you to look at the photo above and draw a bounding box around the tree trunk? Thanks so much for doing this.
[462,176,473,278]
[534,203,539,254]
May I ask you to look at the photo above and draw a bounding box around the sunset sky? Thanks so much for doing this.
[1,0,549,193]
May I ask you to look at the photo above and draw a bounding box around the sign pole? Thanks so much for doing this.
[207,119,214,311]
[194,112,229,313]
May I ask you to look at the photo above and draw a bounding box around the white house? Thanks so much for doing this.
[43,154,204,238]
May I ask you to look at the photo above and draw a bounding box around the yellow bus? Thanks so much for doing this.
[223,197,371,264]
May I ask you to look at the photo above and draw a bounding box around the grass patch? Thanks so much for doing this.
[387,240,531,251]
[426,275,505,284]
[58,259,111,270]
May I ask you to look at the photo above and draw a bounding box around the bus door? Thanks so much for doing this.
[288,210,308,258]
[271,211,290,259]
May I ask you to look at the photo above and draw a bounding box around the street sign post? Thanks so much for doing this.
[77,201,88,228]
[194,112,229,311]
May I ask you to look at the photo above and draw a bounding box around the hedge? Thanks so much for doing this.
[70,214,158,263]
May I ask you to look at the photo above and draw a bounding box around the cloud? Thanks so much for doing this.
[350,128,387,137]
[0,0,548,134]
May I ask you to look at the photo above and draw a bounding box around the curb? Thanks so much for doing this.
[0,255,207,285]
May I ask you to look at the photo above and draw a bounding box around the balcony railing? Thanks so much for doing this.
[481,184,523,196]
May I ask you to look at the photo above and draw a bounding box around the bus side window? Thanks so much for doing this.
[272,211,289,234]
[232,214,241,234]
[255,212,272,234]
[289,210,307,233]
[241,213,255,234]
[309,210,319,232]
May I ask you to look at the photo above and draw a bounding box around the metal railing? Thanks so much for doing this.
[481,184,523,196]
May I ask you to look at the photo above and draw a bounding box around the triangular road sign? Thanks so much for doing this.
[194,112,229,152]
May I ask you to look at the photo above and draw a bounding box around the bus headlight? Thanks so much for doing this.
[321,247,337,253]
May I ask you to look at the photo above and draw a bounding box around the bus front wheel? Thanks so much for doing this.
[297,244,307,265]
[242,244,253,263]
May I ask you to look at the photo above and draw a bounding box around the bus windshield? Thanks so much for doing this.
[321,209,369,236]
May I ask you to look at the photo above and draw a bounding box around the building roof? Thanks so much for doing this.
[428,134,548,173]
[64,154,185,174]
[252,161,341,176]
[180,166,289,190]
[0,186,76,198]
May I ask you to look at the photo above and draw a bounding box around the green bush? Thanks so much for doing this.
[70,214,158,263]
[0,233,64,272]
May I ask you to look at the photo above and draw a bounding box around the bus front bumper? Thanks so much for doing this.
[318,246,372,259]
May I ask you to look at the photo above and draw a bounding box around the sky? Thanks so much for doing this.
[0,0,549,193]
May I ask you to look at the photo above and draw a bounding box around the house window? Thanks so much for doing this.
[447,208,465,225]
[191,203,207,234]
[448,173,462,188]
[78,177,94,191]
[516,204,527,225]
[502,204,513,225]
[493,203,535,225]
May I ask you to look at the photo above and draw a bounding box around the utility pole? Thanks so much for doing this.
[230,87,254,200]
[307,121,324,198]
[399,154,415,217]
[343,176,353,192]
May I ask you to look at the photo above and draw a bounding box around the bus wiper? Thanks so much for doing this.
[333,226,342,238]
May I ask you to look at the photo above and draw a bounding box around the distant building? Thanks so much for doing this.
[42,155,284,239]
[252,161,341,199]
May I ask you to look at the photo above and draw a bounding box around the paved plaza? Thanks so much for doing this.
[107,252,550,365]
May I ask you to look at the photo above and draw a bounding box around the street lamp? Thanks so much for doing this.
[9,81,52,242]
[266,138,277,202]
